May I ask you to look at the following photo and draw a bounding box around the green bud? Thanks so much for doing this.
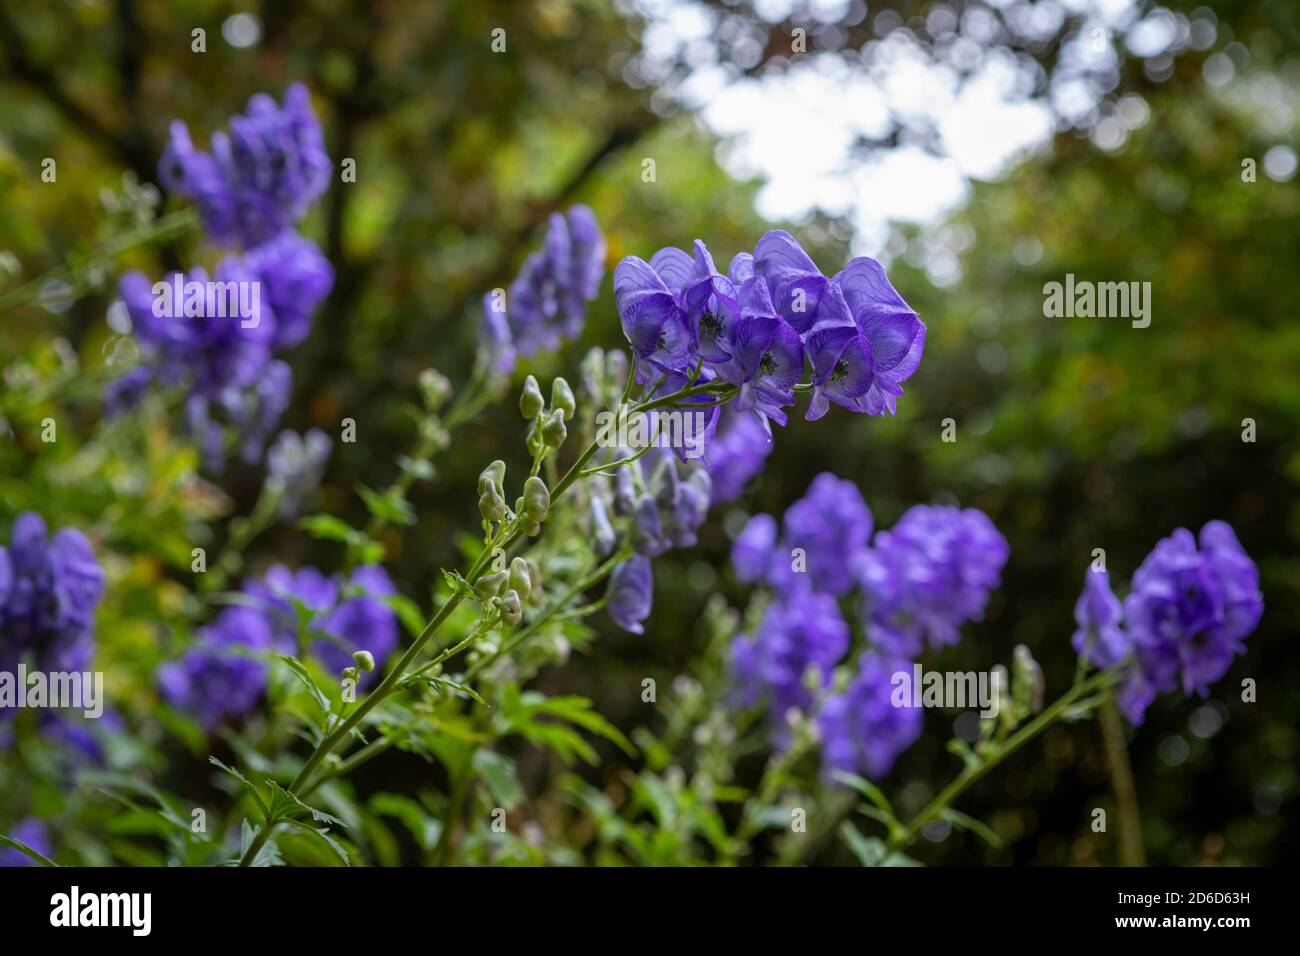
[550,377,576,420]
[1012,644,1044,716]
[474,570,508,599]
[541,408,568,448]
[525,557,544,604]
[342,666,358,682]
[500,589,523,627]
[520,375,545,419]
[478,482,507,522]
[352,650,376,673]
[478,460,506,496]
[508,557,532,601]
[418,369,452,410]
[521,476,550,522]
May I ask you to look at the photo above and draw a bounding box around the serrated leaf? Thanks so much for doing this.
[209,757,268,819]
[278,655,333,717]
[239,820,283,867]
[283,819,352,866]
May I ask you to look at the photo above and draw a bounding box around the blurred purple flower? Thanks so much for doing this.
[858,504,1009,658]
[0,818,51,867]
[729,590,849,744]
[1115,521,1262,723]
[159,83,330,249]
[818,653,923,779]
[606,555,653,635]
[1071,568,1128,669]
[266,427,332,518]
[702,404,773,503]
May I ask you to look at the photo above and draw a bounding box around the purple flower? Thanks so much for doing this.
[803,320,875,421]
[614,254,695,382]
[266,428,332,518]
[243,231,334,349]
[818,653,923,778]
[1116,521,1262,723]
[488,205,606,368]
[752,230,837,335]
[0,513,103,677]
[713,278,803,436]
[731,513,778,584]
[311,565,399,678]
[777,473,873,597]
[702,404,773,503]
[729,590,849,743]
[607,555,653,635]
[1071,569,1128,668]
[858,504,1009,658]
[160,84,330,249]
[0,818,52,867]
[834,257,925,416]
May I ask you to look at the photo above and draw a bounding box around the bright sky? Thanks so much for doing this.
[627,0,1204,272]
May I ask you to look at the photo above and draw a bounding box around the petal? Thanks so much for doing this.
[649,246,695,294]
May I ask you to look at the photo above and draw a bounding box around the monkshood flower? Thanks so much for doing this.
[158,606,285,730]
[1072,569,1128,668]
[265,427,332,518]
[596,449,713,633]
[159,565,398,728]
[730,588,849,745]
[242,230,334,349]
[0,817,50,867]
[818,652,924,779]
[729,473,873,597]
[0,513,104,676]
[607,555,654,635]
[857,504,1010,659]
[702,404,772,504]
[159,83,331,249]
[615,229,924,437]
[1072,522,1263,724]
[482,205,606,373]
[243,564,400,679]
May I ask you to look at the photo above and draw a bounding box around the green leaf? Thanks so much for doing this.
[830,770,897,822]
[358,484,416,527]
[209,757,268,820]
[283,819,352,866]
[266,782,347,828]
[278,655,333,717]
[298,514,359,544]
[946,737,983,771]
[472,750,524,811]
[0,833,58,867]
[942,808,1003,849]
[239,820,282,867]
[838,822,885,867]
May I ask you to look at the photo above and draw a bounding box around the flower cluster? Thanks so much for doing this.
[481,205,606,374]
[615,231,925,440]
[0,513,104,679]
[159,564,398,730]
[1072,521,1263,724]
[107,86,334,469]
[265,427,332,518]
[729,474,1009,777]
[158,83,331,249]
[590,446,713,634]
[703,404,775,504]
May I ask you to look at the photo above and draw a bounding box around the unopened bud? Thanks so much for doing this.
[520,375,545,420]
[474,571,508,599]
[550,377,576,420]
[353,650,376,673]
[521,476,550,522]
[508,557,532,601]
[500,589,523,627]
[541,408,567,448]
[418,369,452,410]
[478,481,507,522]
[478,460,506,496]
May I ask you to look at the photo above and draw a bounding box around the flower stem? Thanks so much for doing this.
[886,666,1121,854]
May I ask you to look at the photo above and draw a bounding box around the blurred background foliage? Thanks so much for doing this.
[1,0,1296,864]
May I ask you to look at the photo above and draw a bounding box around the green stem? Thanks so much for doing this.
[1099,691,1145,866]
[236,369,717,866]
[886,666,1121,853]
